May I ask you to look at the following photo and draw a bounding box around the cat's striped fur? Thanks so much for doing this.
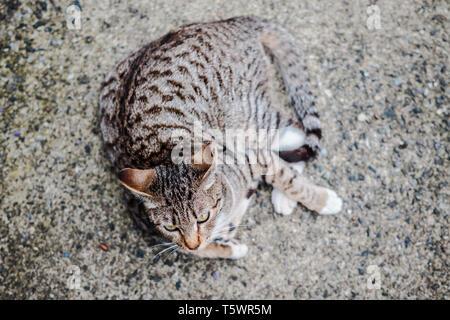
[99,16,342,259]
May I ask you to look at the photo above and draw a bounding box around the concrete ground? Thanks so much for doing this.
[0,0,448,299]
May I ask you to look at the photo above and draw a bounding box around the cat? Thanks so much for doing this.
[99,16,342,259]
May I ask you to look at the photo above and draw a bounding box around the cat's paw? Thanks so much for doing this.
[230,243,248,259]
[271,188,297,215]
[319,189,343,215]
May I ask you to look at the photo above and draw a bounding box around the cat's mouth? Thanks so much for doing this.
[185,243,200,251]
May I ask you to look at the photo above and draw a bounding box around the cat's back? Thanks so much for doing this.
[99,16,264,168]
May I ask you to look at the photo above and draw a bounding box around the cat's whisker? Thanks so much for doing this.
[214,222,250,232]
[230,224,251,229]
[162,247,179,263]
[212,224,251,237]
[152,245,178,263]
[148,242,175,249]
[211,230,246,238]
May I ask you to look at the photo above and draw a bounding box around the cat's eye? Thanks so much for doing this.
[164,225,177,231]
[197,212,210,223]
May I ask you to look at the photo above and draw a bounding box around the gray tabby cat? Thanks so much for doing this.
[99,16,342,259]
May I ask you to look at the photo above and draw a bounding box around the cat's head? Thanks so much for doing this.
[118,142,224,252]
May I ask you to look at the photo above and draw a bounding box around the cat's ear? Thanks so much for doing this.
[118,168,157,198]
[191,142,216,188]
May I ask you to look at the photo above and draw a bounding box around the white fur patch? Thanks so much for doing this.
[319,189,343,215]
[272,126,306,152]
[271,188,297,215]
[231,243,248,259]
[291,162,305,174]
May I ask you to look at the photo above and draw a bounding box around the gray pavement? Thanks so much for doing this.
[0,0,448,299]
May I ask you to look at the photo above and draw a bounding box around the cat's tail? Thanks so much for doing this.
[245,16,322,161]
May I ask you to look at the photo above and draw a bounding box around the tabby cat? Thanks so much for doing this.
[99,16,342,259]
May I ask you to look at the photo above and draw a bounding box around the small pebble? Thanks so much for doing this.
[435,97,443,107]
[33,20,46,29]
[383,107,396,119]
[404,237,411,248]
[77,75,89,84]
[357,113,369,122]
[388,201,398,208]
[361,249,376,256]
[136,248,144,258]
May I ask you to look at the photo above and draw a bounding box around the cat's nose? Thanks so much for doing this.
[186,243,200,250]
[184,233,200,250]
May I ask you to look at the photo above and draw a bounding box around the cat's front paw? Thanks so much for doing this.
[271,188,297,215]
[319,189,343,215]
[230,243,248,259]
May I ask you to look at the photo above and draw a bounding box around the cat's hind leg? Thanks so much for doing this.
[267,161,342,215]
[270,125,306,215]
[253,149,342,215]
[271,163,305,215]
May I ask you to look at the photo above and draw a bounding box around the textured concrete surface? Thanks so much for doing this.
[0,0,448,299]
